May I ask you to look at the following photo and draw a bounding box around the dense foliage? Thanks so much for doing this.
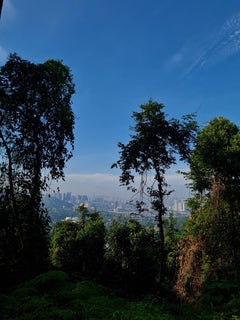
[0,56,240,318]
[0,54,75,287]
[50,205,105,279]
[175,117,240,301]
[103,218,158,293]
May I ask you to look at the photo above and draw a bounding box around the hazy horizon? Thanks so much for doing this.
[50,170,190,201]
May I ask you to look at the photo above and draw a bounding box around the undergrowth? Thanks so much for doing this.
[0,271,239,320]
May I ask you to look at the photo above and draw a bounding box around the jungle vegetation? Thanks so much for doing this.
[1,54,240,319]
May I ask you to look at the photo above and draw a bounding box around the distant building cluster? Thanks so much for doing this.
[49,191,189,216]
[53,192,88,204]
[171,199,189,213]
[45,191,190,225]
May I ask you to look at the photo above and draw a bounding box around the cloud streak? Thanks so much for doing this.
[169,12,240,77]
[190,12,240,73]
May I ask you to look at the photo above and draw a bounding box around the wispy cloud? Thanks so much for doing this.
[189,12,240,73]
[167,41,206,76]
[170,50,186,65]
[169,12,240,77]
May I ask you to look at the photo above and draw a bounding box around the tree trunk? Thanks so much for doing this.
[230,204,239,283]
[154,168,166,288]
[0,129,24,249]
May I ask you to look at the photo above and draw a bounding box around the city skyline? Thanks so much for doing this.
[47,189,189,215]
[50,168,191,201]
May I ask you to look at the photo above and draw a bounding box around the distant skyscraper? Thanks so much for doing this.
[173,199,178,211]
[172,199,188,212]
[63,192,72,202]
[81,195,88,202]
[55,192,62,200]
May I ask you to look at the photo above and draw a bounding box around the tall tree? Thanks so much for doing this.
[112,99,198,287]
[186,116,240,282]
[0,54,75,205]
[0,53,75,286]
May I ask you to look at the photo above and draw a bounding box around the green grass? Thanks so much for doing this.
[1,271,239,320]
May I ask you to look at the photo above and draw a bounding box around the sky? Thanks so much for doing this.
[1,0,240,200]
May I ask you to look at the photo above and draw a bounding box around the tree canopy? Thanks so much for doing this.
[176,116,240,300]
[0,54,75,200]
[0,53,75,286]
[112,99,198,286]
[188,116,240,194]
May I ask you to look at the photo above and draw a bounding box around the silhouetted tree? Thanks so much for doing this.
[112,99,198,288]
[0,53,75,287]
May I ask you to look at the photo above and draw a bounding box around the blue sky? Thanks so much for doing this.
[1,0,240,199]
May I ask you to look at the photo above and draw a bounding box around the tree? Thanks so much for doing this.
[187,116,240,193]
[185,116,240,282]
[50,219,80,273]
[112,99,198,287]
[50,206,105,279]
[0,53,75,286]
[0,54,75,199]
[75,206,105,278]
[104,218,158,293]
[175,117,240,302]
[164,212,181,286]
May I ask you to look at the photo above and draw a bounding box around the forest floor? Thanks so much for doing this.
[1,271,239,320]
